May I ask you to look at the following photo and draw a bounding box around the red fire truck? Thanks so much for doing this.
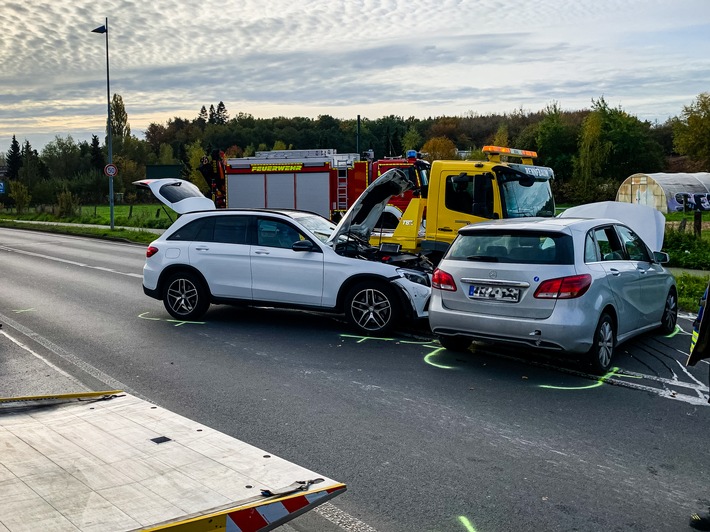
[199,149,430,221]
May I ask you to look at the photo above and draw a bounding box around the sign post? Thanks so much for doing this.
[93,18,114,230]
[104,164,118,228]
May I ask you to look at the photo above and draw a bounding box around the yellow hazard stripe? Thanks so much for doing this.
[144,483,347,531]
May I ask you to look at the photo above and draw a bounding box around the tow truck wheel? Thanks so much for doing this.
[345,281,399,335]
[163,271,210,320]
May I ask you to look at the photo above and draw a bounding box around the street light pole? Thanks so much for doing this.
[92,17,114,229]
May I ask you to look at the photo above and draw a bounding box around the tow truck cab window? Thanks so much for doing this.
[497,168,555,218]
[444,173,494,217]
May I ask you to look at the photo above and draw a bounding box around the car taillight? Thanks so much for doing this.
[534,274,591,299]
[432,268,457,291]
[146,246,159,258]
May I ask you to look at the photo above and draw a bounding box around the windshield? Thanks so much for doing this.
[291,213,336,243]
[498,171,555,218]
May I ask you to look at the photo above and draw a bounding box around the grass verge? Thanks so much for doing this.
[675,273,709,315]
[0,218,158,245]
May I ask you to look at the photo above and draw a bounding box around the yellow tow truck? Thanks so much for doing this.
[370,146,556,263]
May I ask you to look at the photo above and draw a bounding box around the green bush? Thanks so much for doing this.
[57,190,80,218]
[555,180,618,205]
[9,181,31,214]
[663,229,710,270]
[675,273,710,314]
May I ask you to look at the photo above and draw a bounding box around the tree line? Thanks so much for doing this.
[2,92,710,214]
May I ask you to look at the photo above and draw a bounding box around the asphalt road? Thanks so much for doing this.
[1,227,709,532]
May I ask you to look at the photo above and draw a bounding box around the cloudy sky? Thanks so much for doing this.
[1,0,709,152]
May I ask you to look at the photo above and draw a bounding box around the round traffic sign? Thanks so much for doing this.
[104,163,118,177]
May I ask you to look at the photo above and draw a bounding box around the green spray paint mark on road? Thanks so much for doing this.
[540,367,620,390]
[339,334,452,368]
[458,516,477,531]
[12,308,36,313]
[540,366,643,390]
[340,334,456,369]
[665,324,681,338]
[424,347,457,369]
[138,312,205,326]
[166,319,207,326]
[340,334,434,345]
[340,334,395,343]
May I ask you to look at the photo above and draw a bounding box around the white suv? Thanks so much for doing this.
[134,170,431,335]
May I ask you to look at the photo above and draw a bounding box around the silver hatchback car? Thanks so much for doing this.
[428,203,678,373]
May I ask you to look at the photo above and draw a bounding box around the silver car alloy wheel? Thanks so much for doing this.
[166,277,199,316]
[350,287,392,332]
[596,319,614,369]
[663,291,678,332]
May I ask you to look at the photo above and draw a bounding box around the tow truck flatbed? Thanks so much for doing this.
[0,391,346,531]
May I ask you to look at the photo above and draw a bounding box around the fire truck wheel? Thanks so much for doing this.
[345,281,399,335]
[163,271,210,320]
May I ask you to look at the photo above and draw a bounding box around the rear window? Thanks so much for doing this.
[159,181,204,203]
[447,230,573,265]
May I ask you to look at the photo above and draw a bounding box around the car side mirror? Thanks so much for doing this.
[292,240,316,252]
[653,251,670,264]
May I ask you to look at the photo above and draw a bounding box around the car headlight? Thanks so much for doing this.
[397,268,431,287]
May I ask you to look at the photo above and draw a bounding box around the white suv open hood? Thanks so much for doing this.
[133,178,215,214]
[326,168,412,245]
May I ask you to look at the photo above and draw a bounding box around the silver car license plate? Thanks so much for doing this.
[468,285,520,302]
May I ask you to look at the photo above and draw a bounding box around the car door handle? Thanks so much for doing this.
[609,268,620,276]
[437,227,453,232]
[254,249,270,255]
[637,268,647,274]
[194,246,209,251]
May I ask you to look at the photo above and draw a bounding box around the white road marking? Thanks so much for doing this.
[0,245,143,278]
[603,375,709,406]
[483,345,709,406]
[1,329,87,389]
[313,502,379,532]
[0,313,137,397]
